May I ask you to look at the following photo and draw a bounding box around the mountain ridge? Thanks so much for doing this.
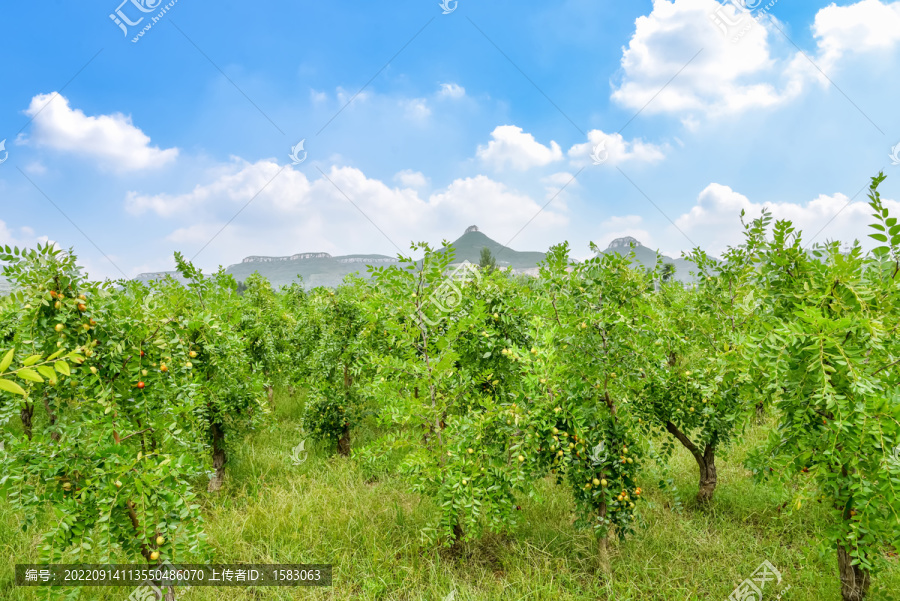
[131,228,699,289]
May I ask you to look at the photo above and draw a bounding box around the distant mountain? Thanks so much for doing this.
[133,253,400,290]
[133,226,547,289]
[226,252,400,289]
[598,236,699,283]
[437,225,546,274]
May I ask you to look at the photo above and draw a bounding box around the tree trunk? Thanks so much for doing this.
[163,585,175,601]
[207,422,227,492]
[266,385,275,409]
[450,520,465,551]
[337,423,351,457]
[21,402,33,440]
[697,445,717,504]
[597,500,610,569]
[42,395,61,442]
[665,421,717,504]
[837,545,870,601]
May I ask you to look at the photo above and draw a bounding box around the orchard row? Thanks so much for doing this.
[0,174,898,601]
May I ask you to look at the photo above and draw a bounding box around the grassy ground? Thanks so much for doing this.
[2,389,898,600]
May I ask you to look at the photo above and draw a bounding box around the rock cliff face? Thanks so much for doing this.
[242,253,332,263]
[606,236,641,250]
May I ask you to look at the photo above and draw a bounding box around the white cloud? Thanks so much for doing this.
[23,93,178,171]
[24,161,47,175]
[568,129,666,167]
[438,83,466,99]
[402,98,431,120]
[336,86,370,105]
[0,220,50,250]
[394,169,429,189]
[611,0,803,117]
[612,0,900,120]
[477,125,564,170]
[672,182,900,256]
[126,159,567,268]
[809,0,900,72]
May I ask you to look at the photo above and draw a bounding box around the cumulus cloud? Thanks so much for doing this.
[23,93,178,171]
[125,159,567,267]
[0,220,51,250]
[672,182,900,256]
[438,83,466,99]
[808,0,900,73]
[477,125,564,170]
[568,129,666,167]
[394,169,429,189]
[402,98,431,120]
[611,0,801,117]
[612,0,900,119]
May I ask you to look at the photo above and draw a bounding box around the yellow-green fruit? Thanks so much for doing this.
[156,536,165,546]
[90,366,98,375]
[627,457,633,464]
[467,448,474,454]
[557,450,564,457]
[600,479,608,487]
[552,428,559,434]
[115,480,122,488]
[55,324,65,332]
[141,369,148,376]
[62,482,72,491]
[462,480,468,486]
[593,478,600,486]
[189,351,197,358]
[517,455,524,462]
[150,551,160,561]
[54,301,61,310]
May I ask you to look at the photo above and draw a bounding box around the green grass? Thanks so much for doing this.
[2,390,898,600]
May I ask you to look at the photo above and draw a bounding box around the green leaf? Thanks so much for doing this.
[869,233,888,242]
[0,349,13,373]
[23,355,42,367]
[0,378,26,395]
[37,366,56,382]
[17,369,44,383]
[54,361,71,376]
[47,349,65,361]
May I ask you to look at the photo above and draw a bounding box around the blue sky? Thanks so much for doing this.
[1,0,899,279]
